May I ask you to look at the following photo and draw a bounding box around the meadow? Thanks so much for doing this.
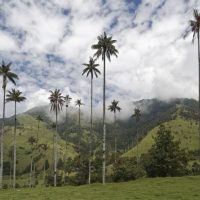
[0,176,199,200]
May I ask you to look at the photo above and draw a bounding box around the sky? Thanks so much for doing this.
[0,0,200,119]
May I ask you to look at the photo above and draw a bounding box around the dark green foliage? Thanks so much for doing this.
[112,158,145,182]
[45,172,63,187]
[144,125,188,177]
[3,161,11,175]
[191,162,200,175]
[57,158,64,170]
[72,155,89,185]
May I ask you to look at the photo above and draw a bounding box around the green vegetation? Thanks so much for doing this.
[123,117,199,157]
[0,176,199,200]
[3,114,77,174]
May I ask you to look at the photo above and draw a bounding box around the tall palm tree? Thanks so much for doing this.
[64,95,72,122]
[131,108,141,168]
[6,89,26,188]
[75,99,84,152]
[82,56,101,184]
[190,9,200,159]
[36,115,43,142]
[38,143,48,185]
[64,95,72,147]
[92,32,118,184]
[0,61,18,188]
[48,89,64,187]
[108,100,121,163]
[28,136,37,188]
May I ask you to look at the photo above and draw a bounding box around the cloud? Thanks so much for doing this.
[0,0,199,120]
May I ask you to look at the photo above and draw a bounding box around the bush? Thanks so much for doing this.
[3,184,8,189]
[112,158,145,182]
[191,162,200,175]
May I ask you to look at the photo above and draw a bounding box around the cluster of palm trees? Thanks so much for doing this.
[0,61,26,189]
[48,32,119,186]
[0,8,199,188]
[48,32,143,186]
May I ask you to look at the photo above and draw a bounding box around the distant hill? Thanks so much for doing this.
[1,98,199,175]
[3,114,77,174]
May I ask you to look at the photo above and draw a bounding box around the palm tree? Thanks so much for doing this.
[82,56,101,184]
[108,100,121,163]
[36,115,43,142]
[92,32,118,184]
[189,9,200,159]
[38,143,48,185]
[64,95,72,121]
[48,89,64,187]
[6,89,26,188]
[0,61,18,188]
[64,95,72,147]
[131,108,141,168]
[75,99,84,152]
[28,136,37,188]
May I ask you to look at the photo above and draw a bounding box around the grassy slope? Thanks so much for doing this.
[0,176,199,200]
[123,117,198,157]
[4,114,77,172]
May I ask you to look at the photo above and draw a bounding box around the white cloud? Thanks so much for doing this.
[0,0,200,119]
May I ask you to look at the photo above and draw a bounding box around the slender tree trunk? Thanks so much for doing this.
[78,106,81,153]
[30,155,33,188]
[54,107,58,187]
[64,103,68,185]
[198,30,200,160]
[102,51,106,184]
[43,159,46,185]
[89,77,93,184]
[13,101,17,188]
[114,112,117,163]
[9,164,12,188]
[37,121,40,142]
[136,122,139,168]
[0,84,6,188]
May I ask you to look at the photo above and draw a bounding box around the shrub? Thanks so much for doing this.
[112,157,145,182]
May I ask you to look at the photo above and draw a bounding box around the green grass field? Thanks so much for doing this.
[123,117,198,157]
[0,176,199,200]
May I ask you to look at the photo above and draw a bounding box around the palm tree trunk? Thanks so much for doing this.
[136,123,139,168]
[43,159,46,185]
[54,107,58,187]
[198,29,200,160]
[30,155,33,188]
[9,164,12,188]
[114,112,117,163]
[78,106,81,152]
[89,77,93,184]
[13,101,17,188]
[102,51,106,184]
[0,84,6,188]
[37,121,39,142]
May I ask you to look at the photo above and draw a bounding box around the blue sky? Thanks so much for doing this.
[0,0,199,119]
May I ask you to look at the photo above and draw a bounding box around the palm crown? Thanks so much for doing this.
[108,100,121,113]
[91,32,119,61]
[49,89,64,112]
[82,57,101,79]
[75,99,84,107]
[36,115,43,122]
[190,9,200,42]
[0,61,18,89]
[64,94,72,106]
[132,108,141,122]
[6,89,26,103]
